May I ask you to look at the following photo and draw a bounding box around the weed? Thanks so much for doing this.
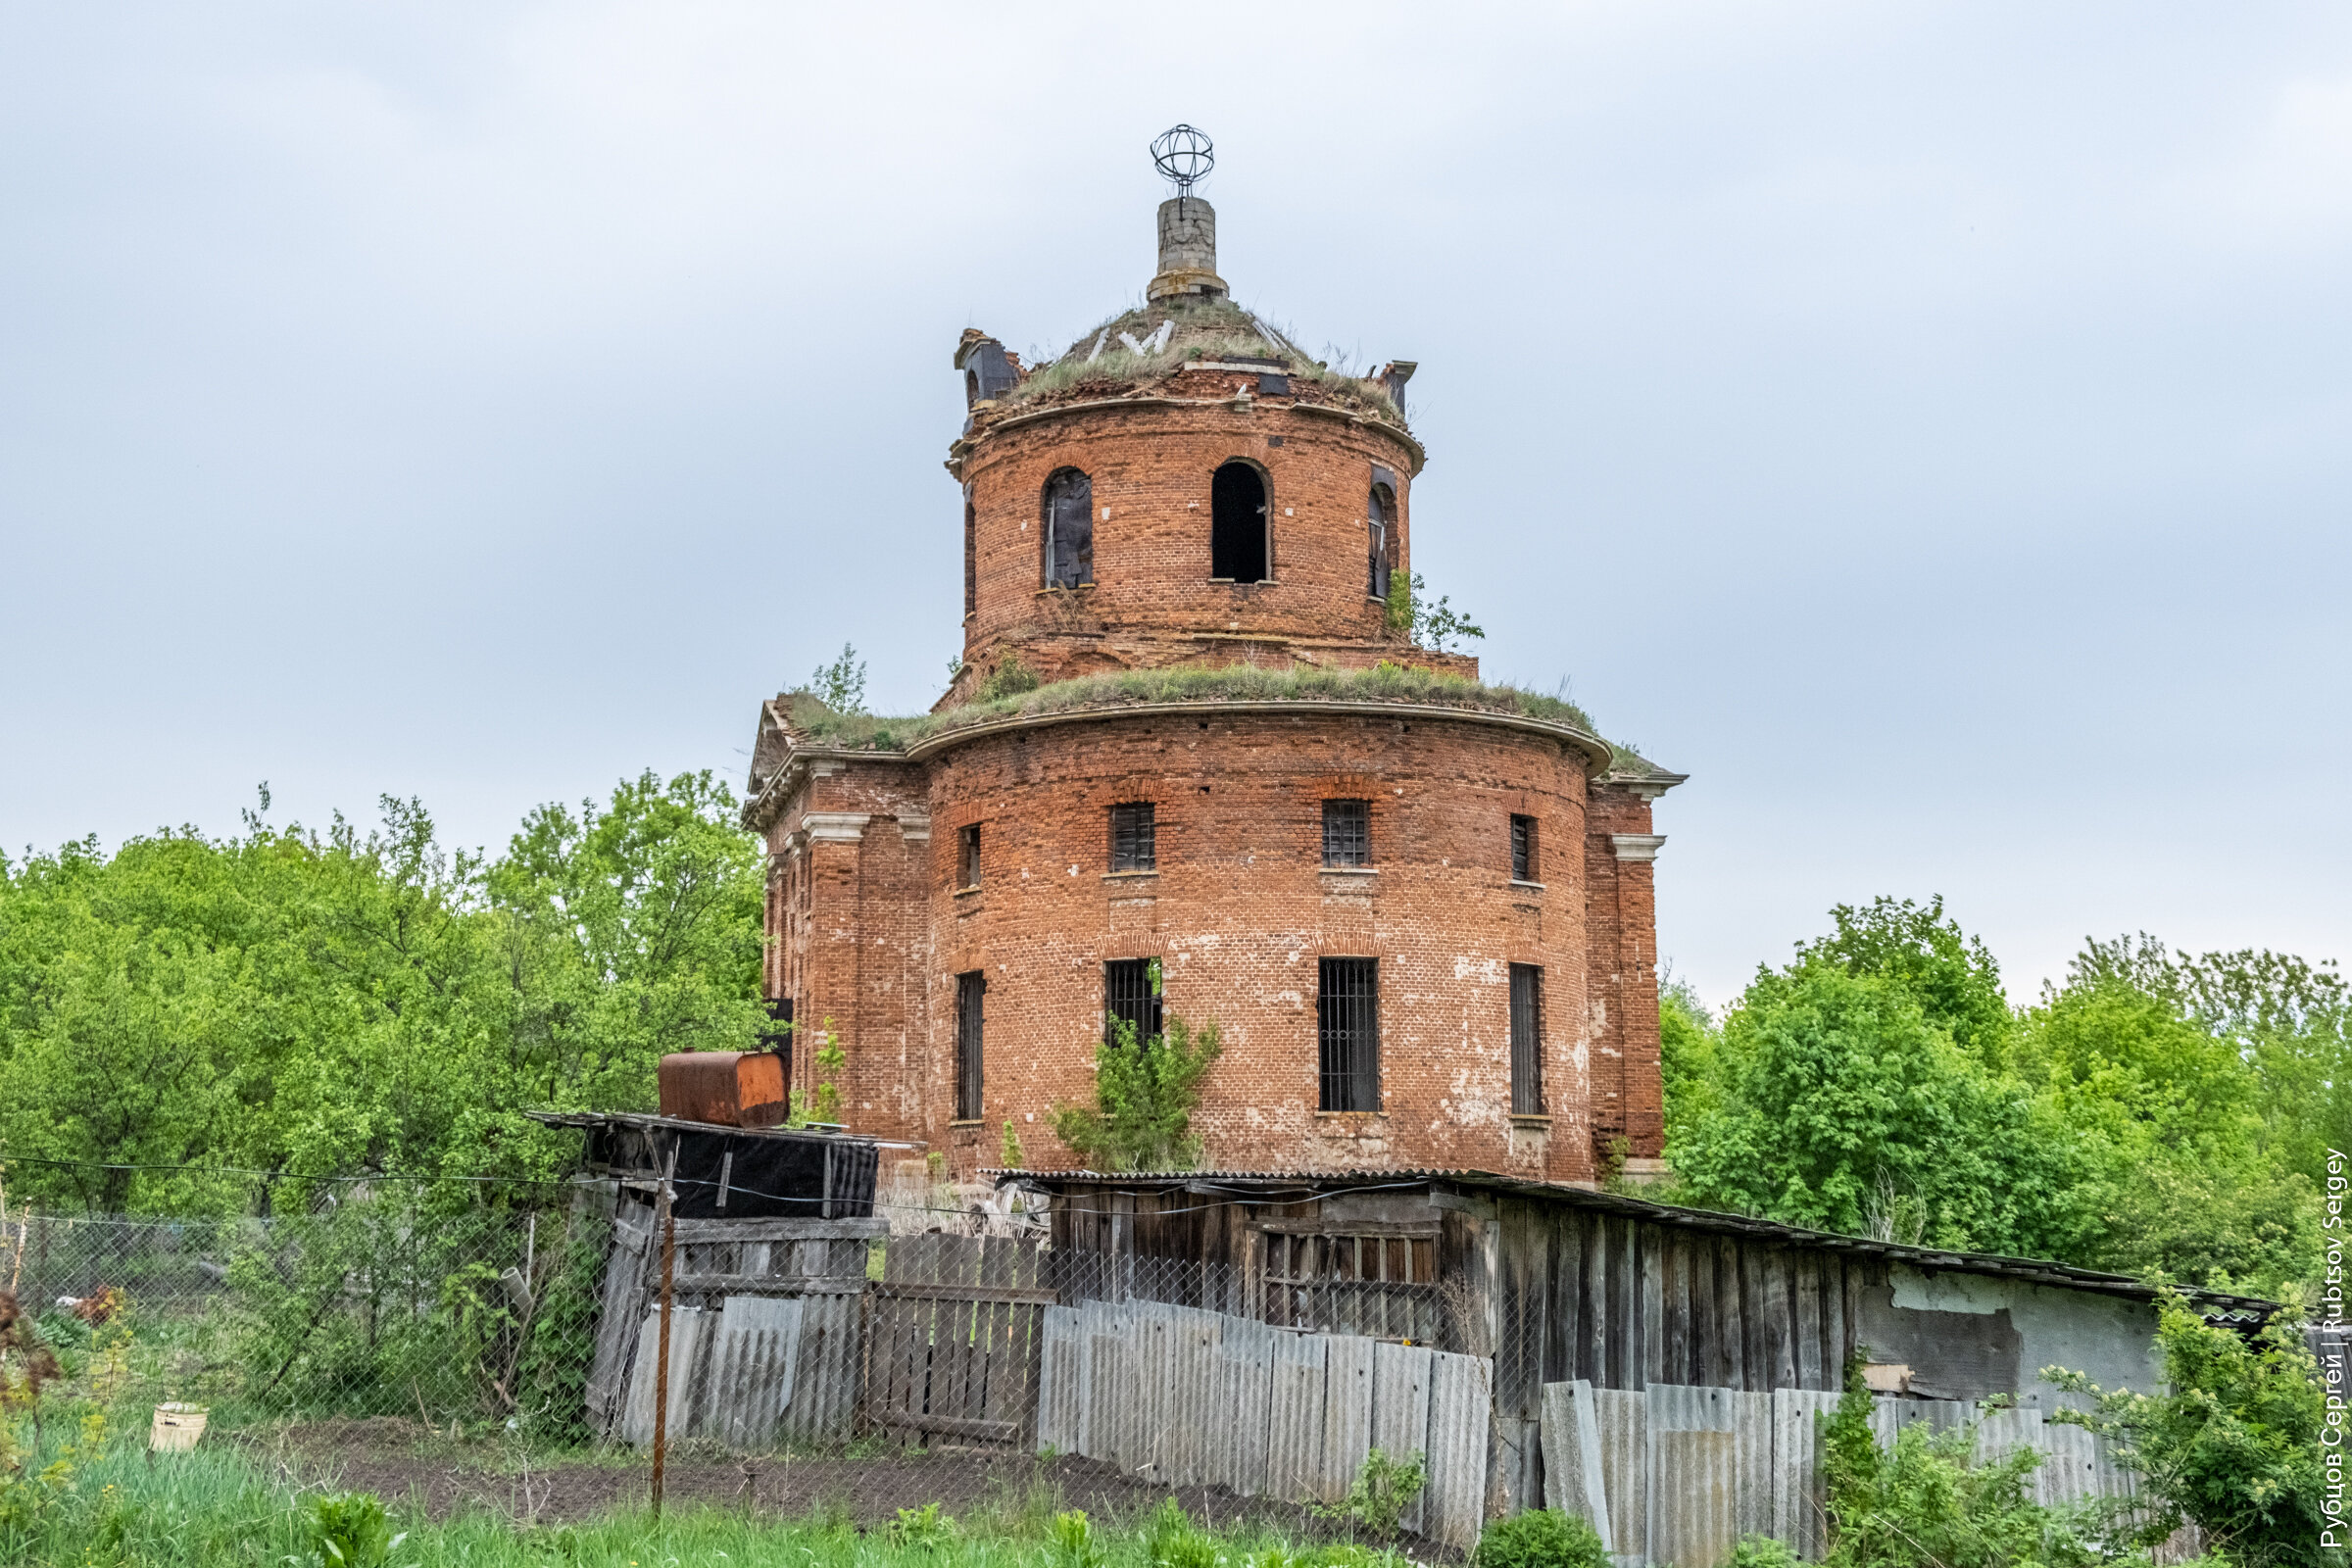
[309,1491,407,1568]
[887,1501,958,1551]
[1313,1447,1426,1544]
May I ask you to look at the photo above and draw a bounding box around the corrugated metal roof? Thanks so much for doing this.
[988,1165,2278,1318]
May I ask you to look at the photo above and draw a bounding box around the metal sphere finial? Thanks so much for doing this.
[1152,124,1214,196]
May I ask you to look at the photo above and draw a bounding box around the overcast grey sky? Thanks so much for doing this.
[3,3,2346,1009]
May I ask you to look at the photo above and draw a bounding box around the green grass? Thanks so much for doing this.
[0,1426,1406,1568]
[778,664,1674,778]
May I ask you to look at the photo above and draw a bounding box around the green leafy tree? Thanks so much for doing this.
[1668,960,2094,1256]
[1795,895,2012,1061]
[1385,570,1485,653]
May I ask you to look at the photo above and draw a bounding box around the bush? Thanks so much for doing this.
[2047,1294,2327,1568]
[1471,1508,1609,1568]
[1313,1447,1427,1543]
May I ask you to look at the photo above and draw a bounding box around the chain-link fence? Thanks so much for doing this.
[0,1187,1471,1458]
[0,1186,605,1442]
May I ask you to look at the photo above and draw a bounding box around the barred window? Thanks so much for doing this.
[1110,802,1155,872]
[1322,799,1370,867]
[958,823,981,889]
[1510,813,1537,882]
[955,970,985,1120]
[1104,957,1163,1046]
[1318,956,1380,1111]
[1509,963,1544,1115]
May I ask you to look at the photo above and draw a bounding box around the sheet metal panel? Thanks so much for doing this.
[1268,1331,1329,1500]
[1320,1332,1378,1503]
[1593,1386,1649,1562]
[1373,1342,1434,1534]
[1423,1349,1494,1552]
[1539,1379,1613,1550]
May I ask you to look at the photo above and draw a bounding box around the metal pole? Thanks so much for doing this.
[651,1146,678,1519]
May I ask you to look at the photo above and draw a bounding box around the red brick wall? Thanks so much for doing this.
[950,396,1450,690]
[1581,785,1665,1163]
[909,709,1599,1183]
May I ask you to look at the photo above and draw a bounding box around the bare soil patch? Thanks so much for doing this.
[241,1420,1455,1557]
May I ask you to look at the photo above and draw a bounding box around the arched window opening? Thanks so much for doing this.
[1367,481,1398,600]
[962,488,978,617]
[1042,468,1093,588]
[1210,461,1269,582]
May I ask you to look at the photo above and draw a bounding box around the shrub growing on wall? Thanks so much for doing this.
[1049,1011,1221,1172]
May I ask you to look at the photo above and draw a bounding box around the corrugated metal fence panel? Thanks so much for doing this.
[1221,1315,1279,1496]
[1373,1342,1435,1535]
[1649,1385,1738,1568]
[1038,1304,1082,1453]
[1268,1330,1329,1500]
[1085,1299,1126,1464]
[1424,1350,1494,1553]
[1769,1388,1842,1560]
[618,1305,712,1448]
[1734,1392,1774,1544]
[1539,1379,1612,1550]
[1319,1333,1378,1503]
[699,1295,802,1447]
[1593,1386,1649,1562]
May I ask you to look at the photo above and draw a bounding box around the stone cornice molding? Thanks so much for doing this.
[803,812,873,843]
[1610,834,1667,863]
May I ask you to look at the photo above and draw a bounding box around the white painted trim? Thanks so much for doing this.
[1610,834,1666,862]
[804,812,873,843]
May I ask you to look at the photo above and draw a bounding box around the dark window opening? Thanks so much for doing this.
[1104,957,1164,1046]
[1210,461,1269,582]
[1318,957,1380,1112]
[962,495,978,617]
[1110,802,1156,872]
[1322,799,1370,867]
[958,823,981,888]
[1510,963,1544,1115]
[1044,468,1093,588]
[955,970,985,1120]
[760,997,795,1091]
[1368,481,1398,600]
[1510,813,1537,882]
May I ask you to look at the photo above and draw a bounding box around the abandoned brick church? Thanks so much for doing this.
[743,188,1684,1186]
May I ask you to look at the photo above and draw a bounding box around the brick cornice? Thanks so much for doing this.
[947,394,1426,479]
[901,698,1614,774]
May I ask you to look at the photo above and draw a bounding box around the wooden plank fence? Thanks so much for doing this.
[863,1234,1050,1446]
[1038,1299,1494,1550]
[591,1208,880,1447]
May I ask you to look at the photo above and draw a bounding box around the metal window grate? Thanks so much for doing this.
[1509,962,1544,1114]
[1103,957,1163,1046]
[1110,802,1155,872]
[955,970,985,1120]
[1510,813,1536,882]
[1322,799,1370,867]
[1317,956,1380,1111]
[958,823,981,888]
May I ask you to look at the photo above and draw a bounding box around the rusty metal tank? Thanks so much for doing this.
[658,1051,787,1127]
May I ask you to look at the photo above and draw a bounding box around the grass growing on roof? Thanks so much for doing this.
[782,663,1607,754]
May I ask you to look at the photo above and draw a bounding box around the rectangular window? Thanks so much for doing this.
[1510,813,1537,882]
[1103,957,1164,1046]
[1509,963,1544,1115]
[1318,956,1380,1111]
[955,970,985,1120]
[958,823,981,888]
[1322,799,1370,867]
[1110,802,1155,872]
